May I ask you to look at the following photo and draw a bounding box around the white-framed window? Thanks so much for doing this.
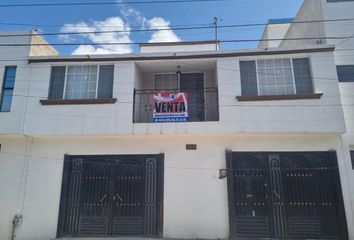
[240,58,314,96]
[257,59,295,95]
[48,65,114,100]
[154,73,178,90]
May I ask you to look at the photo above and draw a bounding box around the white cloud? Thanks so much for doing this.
[120,5,148,28]
[60,17,132,55]
[71,45,121,55]
[119,5,181,43]
[147,17,181,43]
[60,5,181,55]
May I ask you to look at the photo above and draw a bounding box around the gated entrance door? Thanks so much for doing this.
[57,154,164,238]
[227,151,348,240]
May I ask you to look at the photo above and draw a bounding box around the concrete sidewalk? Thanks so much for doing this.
[55,238,209,240]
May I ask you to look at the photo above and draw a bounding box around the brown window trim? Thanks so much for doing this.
[236,93,323,102]
[40,98,117,105]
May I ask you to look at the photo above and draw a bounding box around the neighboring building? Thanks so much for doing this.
[0,6,353,239]
[258,18,292,49]
[261,1,354,239]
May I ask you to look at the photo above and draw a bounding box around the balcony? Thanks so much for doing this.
[133,59,219,124]
[133,87,219,123]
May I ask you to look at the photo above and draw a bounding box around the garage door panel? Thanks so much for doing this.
[227,151,348,240]
[57,154,163,238]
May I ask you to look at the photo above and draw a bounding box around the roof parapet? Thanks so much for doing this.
[140,40,220,53]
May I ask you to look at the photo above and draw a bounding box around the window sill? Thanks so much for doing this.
[40,98,117,105]
[236,93,323,102]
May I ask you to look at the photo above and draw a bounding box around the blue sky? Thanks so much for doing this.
[0,0,303,55]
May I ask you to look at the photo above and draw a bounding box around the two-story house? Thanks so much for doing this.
[0,27,352,240]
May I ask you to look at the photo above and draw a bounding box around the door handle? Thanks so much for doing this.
[99,194,107,203]
[113,193,124,202]
[264,182,269,200]
[272,190,281,200]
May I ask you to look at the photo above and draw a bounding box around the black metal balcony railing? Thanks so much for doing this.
[133,87,219,123]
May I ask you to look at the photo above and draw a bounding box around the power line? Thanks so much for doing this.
[224,36,354,43]
[3,48,354,63]
[0,49,353,63]
[1,18,354,37]
[3,107,350,121]
[0,68,351,121]
[0,151,341,171]
[0,26,215,37]
[0,0,227,8]
[335,33,354,46]
[0,36,351,47]
[0,21,211,29]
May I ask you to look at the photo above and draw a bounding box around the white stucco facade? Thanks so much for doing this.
[0,27,353,240]
[1,134,352,240]
[140,41,219,53]
[2,48,346,136]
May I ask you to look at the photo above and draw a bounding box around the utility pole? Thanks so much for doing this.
[213,16,218,50]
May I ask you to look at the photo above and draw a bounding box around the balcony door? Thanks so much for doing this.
[180,73,205,122]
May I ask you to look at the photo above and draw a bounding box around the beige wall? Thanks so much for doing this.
[29,33,59,57]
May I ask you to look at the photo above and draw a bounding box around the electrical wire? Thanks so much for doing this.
[0,21,211,29]
[4,62,352,94]
[1,48,354,63]
[0,36,352,47]
[0,151,343,171]
[0,0,228,8]
[4,17,354,31]
[1,18,354,37]
[0,54,351,95]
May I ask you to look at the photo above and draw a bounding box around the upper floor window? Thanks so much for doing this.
[1,66,17,112]
[48,65,114,100]
[337,65,354,82]
[240,58,313,96]
[155,73,178,90]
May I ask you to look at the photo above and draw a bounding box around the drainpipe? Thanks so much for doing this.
[11,135,33,240]
[11,214,23,240]
[12,49,34,239]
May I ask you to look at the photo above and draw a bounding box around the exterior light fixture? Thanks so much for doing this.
[177,66,181,83]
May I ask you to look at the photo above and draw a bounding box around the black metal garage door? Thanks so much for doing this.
[226,151,348,239]
[57,154,164,238]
